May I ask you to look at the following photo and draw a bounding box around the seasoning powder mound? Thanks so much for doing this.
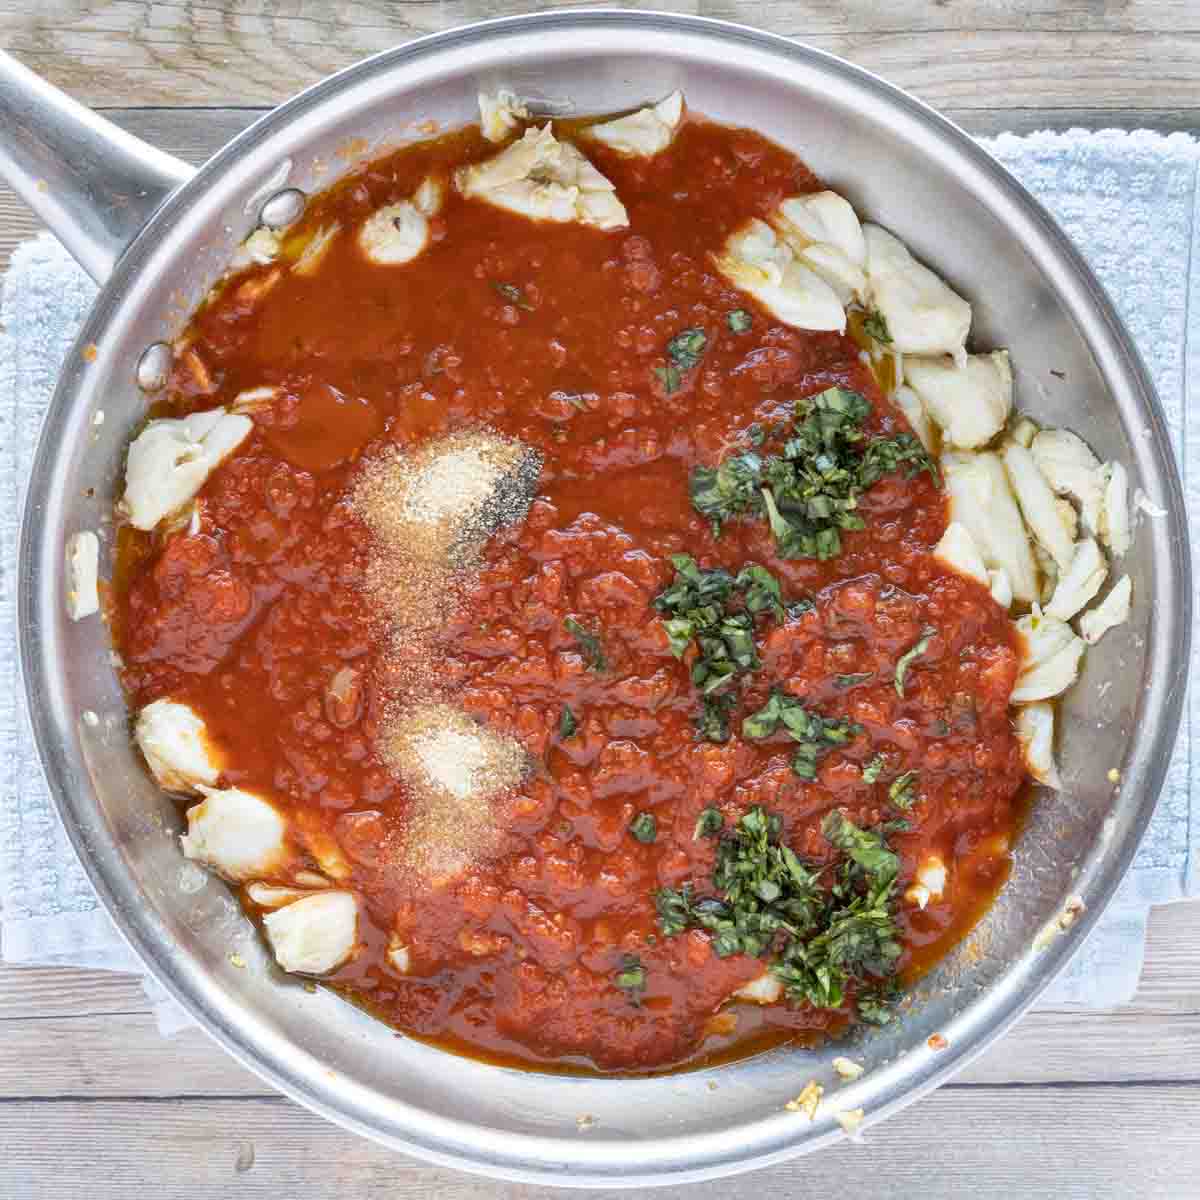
[380,703,529,881]
[354,429,542,569]
[349,429,541,878]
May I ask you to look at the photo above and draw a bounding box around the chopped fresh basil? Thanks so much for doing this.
[657,806,902,1022]
[493,281,533,311]
[822,810,900,882]
[728,309,753,334]
[689,451,763,537]
[888,771,918,810]
[862,308,892,345]
[861,754,886,784]
[695,692,735,743]
[653,556,793,743]
[630,812,657,843]
[742,690,862,780]
[735,563,786,620]
[855,987,898,1025]
[559,705,578,739]
[564,617,607,672]
[858,435,941,489]
[615,955,647,1003]
[688,386,939,558]
[667,327,708,369]
[834,672,873,690]
[894,626,936,697]
[654,363,683,395]
[655,327,708,395]
[694,806,724,839]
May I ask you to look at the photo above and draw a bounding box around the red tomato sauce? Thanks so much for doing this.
[113,116,1025,1074]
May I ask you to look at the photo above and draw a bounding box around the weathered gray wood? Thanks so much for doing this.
[0,5,1195,112]
[0,965,147,1020]
[1,1004,1199,1098]
[22,992,1200,1093]
[2,1088,1198,1199]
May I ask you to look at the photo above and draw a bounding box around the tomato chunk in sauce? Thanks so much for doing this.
[114,115,1025,1074]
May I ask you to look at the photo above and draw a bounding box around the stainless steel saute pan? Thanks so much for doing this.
[0,10,1189,1186]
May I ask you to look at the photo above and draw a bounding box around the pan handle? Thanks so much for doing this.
[0,50,194,284]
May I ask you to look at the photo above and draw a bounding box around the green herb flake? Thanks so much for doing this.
[888,771,918,810]
[858,434,940,489]
[894,626,936,697]
[822,810,900,883]
[834,672,873,690]
[630,812,658,844]
[695,693,735,744]
[615,955,647,1003]
[862,308,892,345]
[862,754,885,784]
[657,806,903,1023]
[493,281,534,311]
[653,557,792,740]
[666,327,708,370]
[694,807,724,839]
[728,309,753,334]
[735,563,786,619]
[687,385,938,560]
[654,363,683,395]
[743,690,862,780]
[559,705,578,740]
[564,617,608,672]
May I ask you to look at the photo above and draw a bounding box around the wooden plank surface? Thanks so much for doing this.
[1,2,1198,114]
[1,5,1197,1197]
[4,1087,1200,1200]
[5,1003,1200,1098]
